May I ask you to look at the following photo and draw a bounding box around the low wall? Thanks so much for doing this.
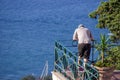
[51,71,68,80]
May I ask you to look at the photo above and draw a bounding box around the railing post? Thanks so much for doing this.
[54,41,58,70]
[63,48,68,70]
[91,40,95,63]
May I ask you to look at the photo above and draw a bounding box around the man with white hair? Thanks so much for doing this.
[73,24,94,66]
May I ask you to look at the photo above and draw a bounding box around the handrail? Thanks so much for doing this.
[40,61,48,80]
[57,40,97,63]
[54,40,99,80]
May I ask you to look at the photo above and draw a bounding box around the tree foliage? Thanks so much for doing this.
[108,46,120,70]
[94,34,120,69]
[21,75,35,80]
[89,0,120,41]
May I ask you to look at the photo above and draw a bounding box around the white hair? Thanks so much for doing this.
[78,24,84,28]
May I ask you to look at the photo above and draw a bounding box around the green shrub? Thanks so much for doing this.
[21,75,35,80]
[44,75,52,80]
[40,75,52,80]
[109,46,120,70]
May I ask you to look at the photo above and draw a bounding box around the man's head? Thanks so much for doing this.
[78,24,85,28]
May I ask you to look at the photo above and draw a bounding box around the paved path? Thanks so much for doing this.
[111,70,120,80]
[52,70,120,80]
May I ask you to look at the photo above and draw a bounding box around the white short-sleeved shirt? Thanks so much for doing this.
[73,27,93,44]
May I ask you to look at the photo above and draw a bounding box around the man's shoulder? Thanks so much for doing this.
[75,28,79,31]
[84,27,88,29]
[84,28,90,31]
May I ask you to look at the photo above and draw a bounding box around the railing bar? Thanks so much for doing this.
[55,41,77,57]
[84,68,99,79]
[54,41,99,80]
[55,46,78,61]
[54,63,65,72]
[55,63,76,80]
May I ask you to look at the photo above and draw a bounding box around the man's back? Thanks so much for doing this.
[73,27,93,44]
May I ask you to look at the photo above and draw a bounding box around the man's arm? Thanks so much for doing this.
[73,29,78,40]
[90,31,94,41]
[87,30,94,41]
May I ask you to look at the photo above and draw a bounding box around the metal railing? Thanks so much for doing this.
[54,40,99,80]
[40,61,48,80]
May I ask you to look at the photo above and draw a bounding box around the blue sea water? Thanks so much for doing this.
[0,0,108,80]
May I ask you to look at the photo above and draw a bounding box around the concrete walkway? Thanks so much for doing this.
[52,70,120,80]
[111,70,120,80]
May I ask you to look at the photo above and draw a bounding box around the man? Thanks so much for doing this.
[73,24,94,66]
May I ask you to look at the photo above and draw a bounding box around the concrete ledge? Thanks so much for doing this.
[111,70,120,80]
[51,71,68,80]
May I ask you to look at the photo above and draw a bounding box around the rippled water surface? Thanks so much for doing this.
[0,0,108,80]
